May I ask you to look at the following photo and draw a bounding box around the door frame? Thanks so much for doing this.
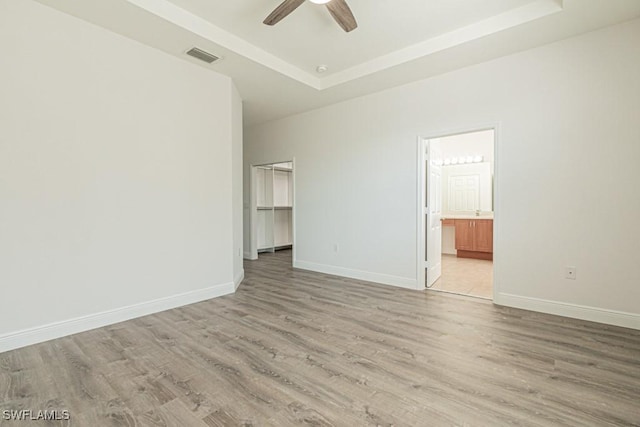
[249,158,296,264]
[416,124,500,297]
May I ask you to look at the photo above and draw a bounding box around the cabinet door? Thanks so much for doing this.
[454,220,474,250]
[474,220,493,253]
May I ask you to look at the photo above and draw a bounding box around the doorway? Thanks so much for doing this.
[418,129,496,299]
[250,161,294,260]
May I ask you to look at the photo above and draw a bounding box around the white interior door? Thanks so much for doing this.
[449,175,480,212]
[426,141,443,287]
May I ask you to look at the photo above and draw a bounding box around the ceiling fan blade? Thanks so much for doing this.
[263,0,305,26]
[325,0,357,32]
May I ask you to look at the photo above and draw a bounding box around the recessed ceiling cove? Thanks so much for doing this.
[129,0,562,88]
[33,0,640,125]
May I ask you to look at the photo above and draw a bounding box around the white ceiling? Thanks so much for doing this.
[167,0,536,74]
[33,0,640,126]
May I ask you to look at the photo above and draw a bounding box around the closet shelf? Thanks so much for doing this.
[255,162,293,254]
[274,243,293,249]
[258,206,292,210]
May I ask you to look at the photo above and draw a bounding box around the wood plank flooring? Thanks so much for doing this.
[1,250,639,426]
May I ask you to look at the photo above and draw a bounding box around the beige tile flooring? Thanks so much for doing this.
[429,254,493,299]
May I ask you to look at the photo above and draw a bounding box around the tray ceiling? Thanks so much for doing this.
[33,0,640,125]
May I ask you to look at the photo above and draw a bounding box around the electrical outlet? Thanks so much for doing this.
[565,266,577,280]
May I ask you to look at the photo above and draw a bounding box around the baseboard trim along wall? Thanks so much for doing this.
[0,281,236,354]
[294,260,418,290]
[243,251,257,260]
[234,269,245,290]
[494,292,640,330]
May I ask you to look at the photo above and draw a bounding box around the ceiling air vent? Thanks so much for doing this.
[186,47,219,64]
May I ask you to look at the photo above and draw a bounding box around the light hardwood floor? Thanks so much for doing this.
[430,255,493,299]
[1,250,639,426]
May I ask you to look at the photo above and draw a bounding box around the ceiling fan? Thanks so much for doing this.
[264,0,358,33]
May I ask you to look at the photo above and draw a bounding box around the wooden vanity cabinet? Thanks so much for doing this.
[454,219,475,251]
[473,220,493,253]
[454,219,493,260]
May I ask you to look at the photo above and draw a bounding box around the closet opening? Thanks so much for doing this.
[418,129,496,299]
[251,161,294,260]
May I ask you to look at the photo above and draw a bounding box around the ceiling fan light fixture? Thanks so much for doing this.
[264,0,356,32]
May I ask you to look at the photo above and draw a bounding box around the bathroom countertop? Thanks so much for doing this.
[442,213,494,220]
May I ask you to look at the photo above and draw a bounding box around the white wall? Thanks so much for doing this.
[232,84,244,286]
[435,129,495,172]
[442,226,456,256]
[245,19,640,329]
[0,0,241,351]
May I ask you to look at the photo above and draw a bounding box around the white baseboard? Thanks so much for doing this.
[234,269,245,290]
[494,292,640,330]
[243,251,257,260]
[0,281,235,354]
[294,260,418,290]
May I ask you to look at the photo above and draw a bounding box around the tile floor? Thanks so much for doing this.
[429,254,493,299]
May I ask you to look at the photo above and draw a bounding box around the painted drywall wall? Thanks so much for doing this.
[442,226,457,256]
[435,130,495,172]
[232,84,244,286]
[245,19,640,328]
[0,0,240,351]
[243,183,253,259]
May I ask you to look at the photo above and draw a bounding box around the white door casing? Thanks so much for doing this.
[417,125,498,296]
[426,141,443,288]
